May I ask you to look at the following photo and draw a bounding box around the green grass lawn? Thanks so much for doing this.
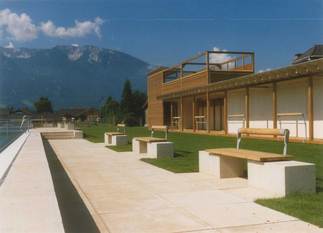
[80,123,323,227]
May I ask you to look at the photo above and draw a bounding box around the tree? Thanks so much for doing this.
[101,80,147,126]
[100,96,120,124]
[120,80,133,114]
[34,97,53,113]
[131,90,147,126]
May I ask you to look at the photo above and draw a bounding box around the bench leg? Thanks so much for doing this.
[199,151,245,179]
[132,138,140,153]
[147,142,174,158]
[199,151,220,177]
[104,134,110,146]
[248,160,316,196]
[112,135,128,146]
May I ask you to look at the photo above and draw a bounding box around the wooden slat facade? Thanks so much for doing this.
[147,71,164,126]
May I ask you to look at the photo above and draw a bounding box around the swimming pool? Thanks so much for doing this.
[0,118,30,183]
[0,119,28,152]
[0,132,24,152]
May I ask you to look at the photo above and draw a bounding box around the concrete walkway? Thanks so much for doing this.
[49,138,323,233]
[0,131,64,233]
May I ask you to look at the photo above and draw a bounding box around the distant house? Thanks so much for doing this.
[57,108,99,121]
[293,45,323,64]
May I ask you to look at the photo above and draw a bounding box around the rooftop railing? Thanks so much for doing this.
[163,51,255,83]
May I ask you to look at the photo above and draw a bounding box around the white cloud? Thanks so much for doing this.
[40,17,104,39]
[4,41,15,48]
[208,47,233,70]
[0,9,37,41]
[0,8,104,42]
[209,47,232,63]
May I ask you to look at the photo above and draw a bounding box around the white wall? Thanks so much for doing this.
[314,76,323,139]
[249,87,273,129]
[226,77,323,140]
[277,79,308,138]
[228,89,245,134]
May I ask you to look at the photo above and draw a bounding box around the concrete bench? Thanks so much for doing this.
[199,128,315,196]
[104,124,128,146]
[132,126,174,158]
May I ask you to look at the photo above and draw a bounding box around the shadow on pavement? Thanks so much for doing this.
[43,139,100,233]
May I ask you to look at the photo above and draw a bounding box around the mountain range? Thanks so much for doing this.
[0,45,151,109]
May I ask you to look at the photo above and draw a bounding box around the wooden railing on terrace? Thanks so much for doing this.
[162,50,255,84]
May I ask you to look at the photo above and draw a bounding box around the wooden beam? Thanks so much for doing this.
[206,51,209,74]
[206,91,210,133]
[182,62,206,65]
[252,53,255,73]
[180,96,184,131]
[193,96,196,132]
[308,77,314,141]
[245,87,250,128]
[272,82,277,129]
[224,90,228,134]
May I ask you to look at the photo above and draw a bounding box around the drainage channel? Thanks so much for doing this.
[42,139,100,233]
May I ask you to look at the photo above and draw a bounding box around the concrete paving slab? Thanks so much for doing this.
[159,190,247,208]
[218,220,323,233]
[92,192,172,214]
[101,207,210,233]
[180,202,296,229]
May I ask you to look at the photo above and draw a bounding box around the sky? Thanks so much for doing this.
[0,0,322,71]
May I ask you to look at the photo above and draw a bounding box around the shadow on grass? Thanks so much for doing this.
[42,139,100,233]
[174,150,190,158]
[316,177,323,193]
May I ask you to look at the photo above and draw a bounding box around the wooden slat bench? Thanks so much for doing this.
[134,137,167,143]
[199,127,315,197]
[104,124,128,146]
[206,148,292,162]
[132,125,173,158]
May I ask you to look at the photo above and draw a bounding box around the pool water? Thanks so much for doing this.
[0,132,24,152]
[0,119,29,152]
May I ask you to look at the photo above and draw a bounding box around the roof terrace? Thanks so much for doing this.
[160,50,255,95]
[163,50,254,82]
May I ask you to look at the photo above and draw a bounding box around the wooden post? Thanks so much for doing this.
[193,96,196,132]
[245,87,250,128]
[206,91,210,133]
[180,96,184,131]
[272,82,277,129]
[206,51,210,83]
[180,63,183,90]
[252,53,255,73]
[170,102,173,127]
[224,91,228,134]
[308,77,314,141]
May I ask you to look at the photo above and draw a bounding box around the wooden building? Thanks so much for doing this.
[147,48,323,142]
